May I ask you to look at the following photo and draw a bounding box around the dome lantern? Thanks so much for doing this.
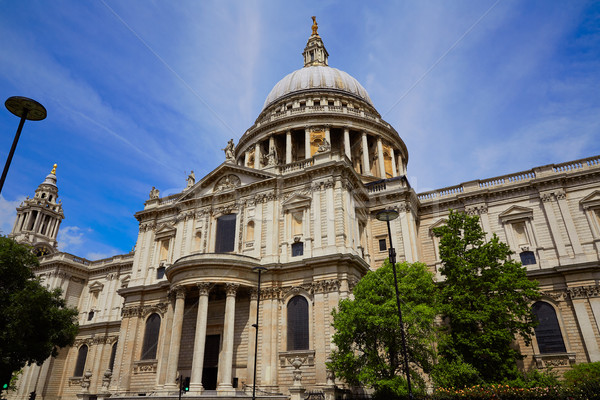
[303,16,329,67]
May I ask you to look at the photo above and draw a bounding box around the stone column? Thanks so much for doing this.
[164,286,186,389]
[305,127,311,159]
[540,192,568,258]
[254,143,261,169]
[343,128,351,160]
[361,132,370,175]
[324,126,331,146]
[390,148,398,177]
[376,137,386,178]
[571,297,600,362]
[244,150,250,167]
[246,289,258,388]
[190,283,211,394]
[286,130,292,164]
[217,283,239,395]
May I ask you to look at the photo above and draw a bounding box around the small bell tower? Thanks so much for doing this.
[303,16,329,67]
[10,164,64,256]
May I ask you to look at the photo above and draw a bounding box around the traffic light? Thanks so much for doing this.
[183,377,190,392]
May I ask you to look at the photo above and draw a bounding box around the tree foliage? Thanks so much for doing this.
[330,261,438,396]
[0,236,78,391]
[432,211,540,385]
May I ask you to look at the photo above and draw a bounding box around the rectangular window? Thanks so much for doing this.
[513,222,528,246]
[292,242,304,257]
[215,214,236,253]
[379,238,387,252]
[292,212,303,236]
[159,239,170,262]
[156,266,166,279]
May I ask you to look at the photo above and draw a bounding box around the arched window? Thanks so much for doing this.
[287,296,309,350]
[108,341,118,371]
[533,301,566,354]
[141,313,161,360]
[73,344,88,377]
[520,251,536,265]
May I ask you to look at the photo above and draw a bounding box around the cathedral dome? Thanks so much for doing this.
[263,66,373,110]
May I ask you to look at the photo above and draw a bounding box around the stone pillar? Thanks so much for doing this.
[571,297,600,362]
[164,286,186,389]
[305,127,311,159]
[246,289,258,387]
[376,137,386,178]
[254,143,261,169]
[361,132,370,175]
[286,130,292,164]
[324,126,331,146]
[540,192,568,258]
[244,150,250,167]
[189,283,211,394]
[343,128,351,161]
[217,283,239,395]
[390,147,398,177]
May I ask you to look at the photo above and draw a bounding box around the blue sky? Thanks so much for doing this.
[0,0,599,259]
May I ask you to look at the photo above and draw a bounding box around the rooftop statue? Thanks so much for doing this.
[311,16,318,35]
[223,139,235,163]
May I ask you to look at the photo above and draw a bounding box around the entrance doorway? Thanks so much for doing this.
[202,334,220,390]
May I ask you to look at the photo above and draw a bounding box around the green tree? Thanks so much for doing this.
[432,210,540,385]
[330,261,438,397]
[0,236,78,394]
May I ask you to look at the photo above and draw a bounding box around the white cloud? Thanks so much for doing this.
[0,195,25,236]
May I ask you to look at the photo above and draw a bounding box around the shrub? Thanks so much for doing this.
[431,358,481,389]
[507,368,560,388]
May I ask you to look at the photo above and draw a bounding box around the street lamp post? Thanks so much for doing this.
[375,209,412,399]
[251,266,267,400]
[1,97,47,194]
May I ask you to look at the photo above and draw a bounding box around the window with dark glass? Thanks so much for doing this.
[287,296,309,350]
[532,301,566,354]
[87,310,94,321]
[291,242,304,257]
[379,238,387,252]
[74,344,88,377]
[108,341,118,371]
[156,266,165,279]
[215,214,236,253]
[141,313,161,360]
[520,251,536,265]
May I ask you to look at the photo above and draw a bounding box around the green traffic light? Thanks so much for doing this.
[3,383,8,389]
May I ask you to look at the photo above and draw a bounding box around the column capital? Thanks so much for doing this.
[196,282,212,296]
[225,283,240,297]
[169,285,186,300]
[250,288,259,300]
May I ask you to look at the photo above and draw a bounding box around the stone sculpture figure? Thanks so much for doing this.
[149,186,160,199]
[318,138,331,153]
[186,170,195,188]
[223,139,235,163]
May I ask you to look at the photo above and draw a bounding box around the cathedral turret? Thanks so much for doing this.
[10,164,64,256]
[303,16,329,67]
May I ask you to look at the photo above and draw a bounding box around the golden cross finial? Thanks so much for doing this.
[51,164,57,174]
[311,16,318,35]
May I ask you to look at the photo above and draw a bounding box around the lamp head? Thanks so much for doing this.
[376,209,399,222]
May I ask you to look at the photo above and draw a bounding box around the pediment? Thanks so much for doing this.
[177,163,276,201]
[428,218,448,236]
[155,223,176,239]
[499,205,533,222]
[89,281,104,292]
[282,193,312,211]
[580,190,600,209]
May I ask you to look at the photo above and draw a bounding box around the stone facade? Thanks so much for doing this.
[8,20,600,400]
